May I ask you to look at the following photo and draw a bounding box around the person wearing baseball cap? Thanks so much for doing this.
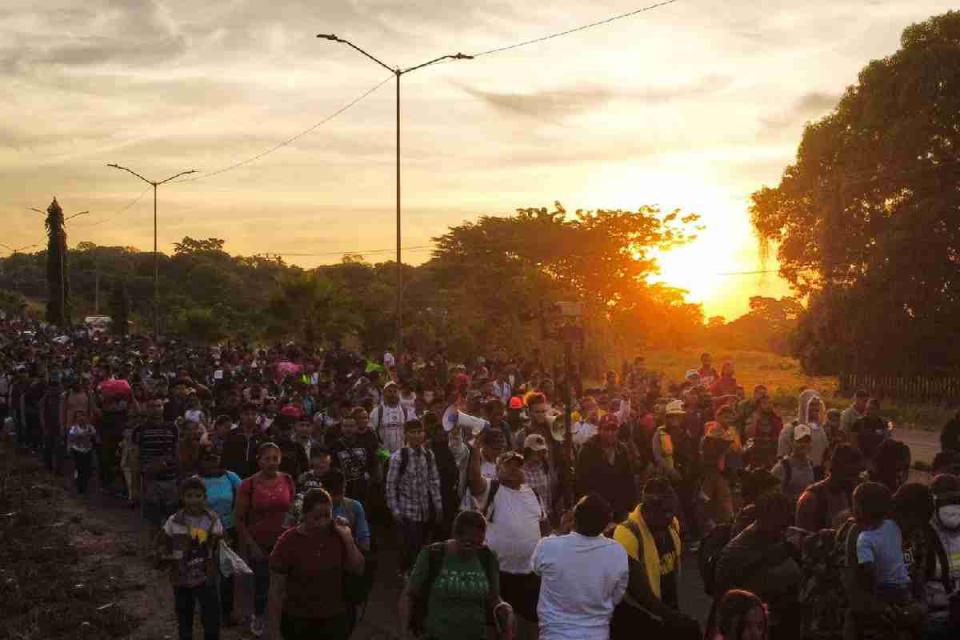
[700,421,735,525]
[465,431,549,633]
[771,423,816,506]
[652,400,685,482]
[521,433,554,524]
[575,413,637,521]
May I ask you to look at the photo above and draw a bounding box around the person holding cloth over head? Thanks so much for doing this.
[268,488,365,640]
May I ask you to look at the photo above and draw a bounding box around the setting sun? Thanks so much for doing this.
[577,164,788,318]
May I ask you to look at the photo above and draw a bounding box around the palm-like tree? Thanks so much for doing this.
[45,198,70,327]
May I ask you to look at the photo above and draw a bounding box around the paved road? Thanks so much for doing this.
[896,427,940,465]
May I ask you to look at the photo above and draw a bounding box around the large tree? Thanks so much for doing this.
[750,11,960,374]
[109,278,130,336]
[429,202,703,365]
[44,198,70,327]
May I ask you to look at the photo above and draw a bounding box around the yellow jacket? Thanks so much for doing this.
[613,507,681,601]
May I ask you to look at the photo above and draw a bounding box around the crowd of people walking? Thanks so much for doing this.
[2,320,960,640]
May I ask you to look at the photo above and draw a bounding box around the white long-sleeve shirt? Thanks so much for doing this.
[532,532,629,640]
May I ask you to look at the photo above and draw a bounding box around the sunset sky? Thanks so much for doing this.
[0,0,949,319]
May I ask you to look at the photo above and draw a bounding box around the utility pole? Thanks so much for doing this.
[94,261,100,314]
[317,33,472,355]
[107,164,196,340]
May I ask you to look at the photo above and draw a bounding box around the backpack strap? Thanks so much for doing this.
[780,457,792,490]
[397,448,410,502]
[245,473,256,526]
[622,518,644,547]
[484,480,501,523]
[478,546,500,600]
[423,542,447,601]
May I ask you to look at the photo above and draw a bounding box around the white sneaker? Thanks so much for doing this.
[250,615,264,638]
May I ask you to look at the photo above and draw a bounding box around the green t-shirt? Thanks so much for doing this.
[409,546,498,640]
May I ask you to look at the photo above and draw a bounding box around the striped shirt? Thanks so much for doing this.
[135,422,178,478]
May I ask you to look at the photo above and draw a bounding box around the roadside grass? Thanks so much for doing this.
[643,347,951,431]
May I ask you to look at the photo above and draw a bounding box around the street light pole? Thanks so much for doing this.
[317,33,472,355]
[106,164,196,339]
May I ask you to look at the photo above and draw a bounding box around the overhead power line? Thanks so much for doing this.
[469,0,682,58]
[78,186,151,228]
[173,74,394,185]
[265,244,434,258]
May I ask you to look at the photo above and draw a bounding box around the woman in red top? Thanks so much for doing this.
[267,488,364,640]
[234,442,295,638]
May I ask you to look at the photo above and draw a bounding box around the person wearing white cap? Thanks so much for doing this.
[778,392,830,474]
[771,423,816,506]
[522,433,554,523]
[467,442,549,635]
[652,400,686,482]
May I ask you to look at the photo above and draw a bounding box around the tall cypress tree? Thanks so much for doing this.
[109,278,130,336]
[44,198,70,327]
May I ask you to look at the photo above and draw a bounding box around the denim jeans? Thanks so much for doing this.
[174,579,221,640]
[251,546,274,617]
[71,449,94,494]
[396,517,428,574]
[280,612,350,640]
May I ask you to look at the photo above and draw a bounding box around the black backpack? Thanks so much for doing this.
[697,522,733,596]
[395,446,435,503]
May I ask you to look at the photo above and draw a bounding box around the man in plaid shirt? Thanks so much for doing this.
[386,418,443,573]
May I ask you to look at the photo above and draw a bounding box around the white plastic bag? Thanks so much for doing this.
[219,540,252,577]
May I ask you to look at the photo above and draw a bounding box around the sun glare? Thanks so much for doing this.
[577,165,771,318]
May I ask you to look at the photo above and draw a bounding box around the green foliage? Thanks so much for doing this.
[428,203,704,367]
[173,307,227,344]
[0,200,706,359]
[0,288,27,319]
[706,297,803,354]
[750,11,960,375]
[44,198,70,327]
[109,279,130,336]
[266,271,361,344]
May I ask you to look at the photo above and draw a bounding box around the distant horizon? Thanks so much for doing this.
[0,1,948,318]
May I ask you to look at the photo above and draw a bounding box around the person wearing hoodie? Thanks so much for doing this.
[575,414,637,522]
[778,392,829,475]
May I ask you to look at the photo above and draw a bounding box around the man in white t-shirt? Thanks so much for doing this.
[532,494,628,640]
[369,382,414,453]
[468,447,549,630]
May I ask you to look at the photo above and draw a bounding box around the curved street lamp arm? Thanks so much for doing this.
[401,53,473,75]
[107,163,154,186]
[157,170,197,185]
[317,33,396,73]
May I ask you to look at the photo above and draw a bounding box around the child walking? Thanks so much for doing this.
[852,481,922,638]
[158,476,225,640]
[66,410,97,494]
